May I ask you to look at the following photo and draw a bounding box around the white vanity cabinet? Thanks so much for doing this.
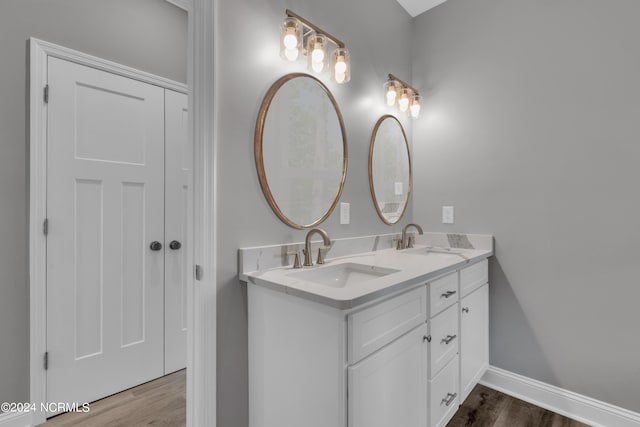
[247,257,490,427]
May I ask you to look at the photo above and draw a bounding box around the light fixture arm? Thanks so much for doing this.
[286,9,346,49]
[389,73,419,95]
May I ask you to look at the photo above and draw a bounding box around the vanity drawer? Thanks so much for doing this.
[428,303,459,378]
[429,355,459,427]
[348,286,427,364]
[429,272,459,317]
[460,259,488,297]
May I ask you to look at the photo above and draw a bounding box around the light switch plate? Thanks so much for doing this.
[394,182,403,196]
[442,206,454,224]
[340,202,350,225]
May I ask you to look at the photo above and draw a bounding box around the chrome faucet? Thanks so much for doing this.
[400,223,424,250]
[303,228,332,266]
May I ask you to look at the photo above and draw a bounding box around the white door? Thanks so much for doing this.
[460,284,489,401]
[348,325,428,427]
[46,57,166,408]
[164,90,191,374]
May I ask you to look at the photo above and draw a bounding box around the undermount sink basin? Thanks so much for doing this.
[403,248,468,260]
[288,263,400,288]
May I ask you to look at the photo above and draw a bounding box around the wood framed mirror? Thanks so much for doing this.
[368,115,411,225]
[255,73,348,229]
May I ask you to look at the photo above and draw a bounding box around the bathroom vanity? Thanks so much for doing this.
[239,233,492,427]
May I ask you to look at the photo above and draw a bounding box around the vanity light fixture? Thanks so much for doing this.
[386,74,421,118]
[280,10,351,83]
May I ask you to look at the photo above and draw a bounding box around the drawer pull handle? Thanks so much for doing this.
[441,290,457,299]
[462,307,469,314]
[423,335,432,343]
[442,392,457,406]
[441,334,457,345]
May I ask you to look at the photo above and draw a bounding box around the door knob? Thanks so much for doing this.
[169,240,182,250]
[150,241,163,251]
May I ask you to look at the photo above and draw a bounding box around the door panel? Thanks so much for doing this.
[460,284,489,401]
[46,57,165,410]
[164,90,191,374]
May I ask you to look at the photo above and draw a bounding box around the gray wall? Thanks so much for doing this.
[412,0,640,413]
[213,0,413,424]
[0,0,186,407]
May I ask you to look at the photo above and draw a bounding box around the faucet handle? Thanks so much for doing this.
[316,245,331,265]
[395,238,403,250]
[286,249,302,269]
[407,236,415,248]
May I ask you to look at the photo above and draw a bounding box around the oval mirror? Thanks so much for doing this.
[255,73,348,229]
[369,115,411,224]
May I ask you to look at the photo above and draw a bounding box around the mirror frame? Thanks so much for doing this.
[255,73,348,229]
[368,114,412,225]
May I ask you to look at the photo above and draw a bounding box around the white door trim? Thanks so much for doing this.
[28,38,193,426]
[189,1,217,425]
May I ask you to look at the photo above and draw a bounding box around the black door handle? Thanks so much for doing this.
[150,241,162,251]
[169,240,182,250]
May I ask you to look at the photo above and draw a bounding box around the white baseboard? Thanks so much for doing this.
[481,366,640,427]
[0,412,32,427]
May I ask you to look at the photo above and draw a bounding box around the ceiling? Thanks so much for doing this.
[395,0,449,17]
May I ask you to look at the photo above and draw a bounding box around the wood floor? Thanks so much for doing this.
[43,370,186,427]
[448,384,590,427]
[42,371,587,427]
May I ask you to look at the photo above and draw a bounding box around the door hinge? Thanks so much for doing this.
[195,264,203,281]
[44,352,49,370]
[43,218,49,236]
[44,85,49,104]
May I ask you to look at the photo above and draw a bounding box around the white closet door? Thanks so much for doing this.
[164,90,191,374]
[46,57,165,410]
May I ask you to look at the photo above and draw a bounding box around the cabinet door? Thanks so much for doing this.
[460,284,489,401]
[349,325,428,427]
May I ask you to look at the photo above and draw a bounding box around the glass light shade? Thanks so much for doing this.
[280,17,302,62]
[307,33,328,74]
[331,48,351,83]
[398,89,410,112]
[410,94,421,118]
[384,81,399,106]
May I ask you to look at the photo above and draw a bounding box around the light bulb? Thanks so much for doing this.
[398,90,410,112]
[410,103,420,118]
[283,33,298,49]
[386,88,397,106]
[410,94,421,118]
[281,17,301,62]
[311,48,325,63]
[284,47,299,61]
[331,48,350,83]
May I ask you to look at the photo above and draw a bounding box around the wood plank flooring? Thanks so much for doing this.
[43,369,185,427]
[43,371,587,427]
[448,384,590,427]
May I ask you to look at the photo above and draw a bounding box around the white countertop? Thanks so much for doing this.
[242,245,492,309]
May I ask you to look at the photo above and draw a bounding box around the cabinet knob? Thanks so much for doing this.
[169,240,182,250]
[150,241,162,251]
[462,307,469,314]
[441,334,457,345]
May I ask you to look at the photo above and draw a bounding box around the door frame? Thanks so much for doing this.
[28,38,207,425]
